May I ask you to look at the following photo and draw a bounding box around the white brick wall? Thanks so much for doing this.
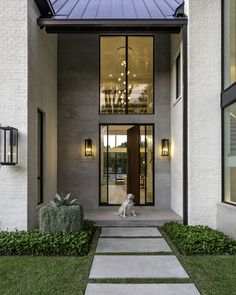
[171,33,183,217]
[186,0,222,228]
[0,0,28,230]
[217,203,236,239]
[27,1,57,229]
[0,0,224,230]
[0,0,57,230]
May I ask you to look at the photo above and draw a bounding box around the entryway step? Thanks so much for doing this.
[100,227,161,237]
[85,284,200,295]
[93,220,180,227]
[89,255,189,279]
[96,238,171,253]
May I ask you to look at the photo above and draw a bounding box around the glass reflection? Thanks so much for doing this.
[224,102,236,205]
[128,37,153,114]
[100,125,108,203]
[100,36,154,114]
[100,125,154,205]
[224,0,236,88]
[100,37,126,114]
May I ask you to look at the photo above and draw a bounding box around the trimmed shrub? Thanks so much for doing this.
[0,220,94,256]
[39,193,84,234]
[162,222,236,255]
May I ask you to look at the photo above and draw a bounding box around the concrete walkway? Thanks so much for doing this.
[85,227,200,295]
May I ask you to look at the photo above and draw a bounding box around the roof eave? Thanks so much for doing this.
[37,17,188,29]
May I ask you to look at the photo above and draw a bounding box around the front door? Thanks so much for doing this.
[127,125,140,205]
[100,124,154,206]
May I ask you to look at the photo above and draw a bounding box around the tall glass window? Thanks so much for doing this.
[100,36,154,114]
[224,0,236,89]
[176,54,181,99]
[224,102,236,205]
[37,110,44,205]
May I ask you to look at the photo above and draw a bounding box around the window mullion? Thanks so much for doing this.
[126,36,128,114]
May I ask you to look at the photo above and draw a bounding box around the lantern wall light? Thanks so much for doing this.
[0,126,18,165]
[161,138,170,157]
[85,139,93,157]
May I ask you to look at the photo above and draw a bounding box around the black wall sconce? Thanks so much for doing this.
[161,138,170,157]
[0,126,18,165]
[85,139,92,156]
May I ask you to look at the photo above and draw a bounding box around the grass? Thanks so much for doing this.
[0,229,99,295]
[89,278,192,284]
[0,226,235,295]
[161,228,236,295]
[181,255,236,295]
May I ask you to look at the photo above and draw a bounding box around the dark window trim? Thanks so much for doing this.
[221,83,236,108]
[221,0,236,93]
[221,0,225,93]
[221,103,236,206]
[221,0,225,206]
[37,109,44,205]
[221,0,236,107]
[176,53,181,99]
[221,0,236,206]
[222,103,236,207]
[99,35,155,115]
[223,201,236,207]
[99,123,155,206]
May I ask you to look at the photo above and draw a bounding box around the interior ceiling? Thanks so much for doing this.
[109,125,133,132]
[104,125,146,135]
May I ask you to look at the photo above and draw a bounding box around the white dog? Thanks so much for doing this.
[116,194,136,218]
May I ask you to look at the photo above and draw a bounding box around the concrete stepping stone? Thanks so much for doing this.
[96,238,172,253]
[100,227,161,237]
[85,284,200,295]
[89,255,189,279]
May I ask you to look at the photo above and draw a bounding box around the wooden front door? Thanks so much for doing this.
[127,125,140,205]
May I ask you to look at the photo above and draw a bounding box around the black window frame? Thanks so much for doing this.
[221,0,236,206]
[37,109,44,205]
[99,123,155,206]
[176,53,181,99]
[99,35,155,115]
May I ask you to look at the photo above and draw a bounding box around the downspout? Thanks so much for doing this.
[182,24,188,225]
[174,2,188,225]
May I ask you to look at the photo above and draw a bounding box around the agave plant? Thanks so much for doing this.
[50,193,78,207]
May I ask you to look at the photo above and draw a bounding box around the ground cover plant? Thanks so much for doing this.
[0,220,94,256]
[162,222,236,255]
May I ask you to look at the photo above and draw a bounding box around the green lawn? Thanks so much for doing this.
[182,255,236,295]
[0,229,99,295]
[162,229,236,295]
[0,228,235,295]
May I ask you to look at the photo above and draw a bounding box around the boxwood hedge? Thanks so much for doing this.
[162,222,236,255]
[0,220,94,256]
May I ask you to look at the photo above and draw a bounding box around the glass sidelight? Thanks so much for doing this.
[100,124,154,205]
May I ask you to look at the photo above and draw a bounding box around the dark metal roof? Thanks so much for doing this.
[50,0,184,20]
[36,0,187,33]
